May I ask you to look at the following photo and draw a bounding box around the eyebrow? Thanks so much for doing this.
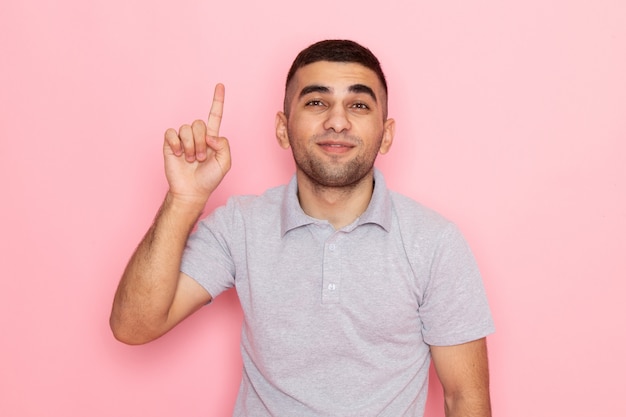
[349,84,378,102]
[299,84,330,98]
[298,83,378,102]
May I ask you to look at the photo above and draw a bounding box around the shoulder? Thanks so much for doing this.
[386,191,475,266]
[389,191,454,235]
[218,183,286,213]
[201,184,287,233]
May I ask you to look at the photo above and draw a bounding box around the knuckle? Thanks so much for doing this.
[191,119,206,128]
[164,128,179,144]
[178,125,192,142]
[209,110,223,120]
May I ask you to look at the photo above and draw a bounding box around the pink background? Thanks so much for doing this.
[1,0,625,416]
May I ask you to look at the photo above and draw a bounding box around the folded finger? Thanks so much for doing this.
[191,119,208,161]
[178,124,196,161]
[164,128,183,156]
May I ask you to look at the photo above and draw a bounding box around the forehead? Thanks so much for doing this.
[290,61,383,94]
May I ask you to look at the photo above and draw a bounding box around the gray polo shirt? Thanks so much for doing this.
[181,169,494,416]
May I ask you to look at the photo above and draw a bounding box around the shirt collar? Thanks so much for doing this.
[280,168,393,236]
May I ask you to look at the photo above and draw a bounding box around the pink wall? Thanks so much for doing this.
[2,1,624,415]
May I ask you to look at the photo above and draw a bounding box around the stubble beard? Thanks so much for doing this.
[288,131,383,190]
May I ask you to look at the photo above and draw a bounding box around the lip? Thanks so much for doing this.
[316,140,356,154]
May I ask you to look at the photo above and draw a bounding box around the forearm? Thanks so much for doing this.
[444,390,492,417]
[432,338,492,417]
[110,193,204,344]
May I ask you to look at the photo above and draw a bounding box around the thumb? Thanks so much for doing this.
[206,135,232,173]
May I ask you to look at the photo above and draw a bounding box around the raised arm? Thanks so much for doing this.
[430,338,492,417]
[110,84,231,345]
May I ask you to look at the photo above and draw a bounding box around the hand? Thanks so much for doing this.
[163,84,231,206]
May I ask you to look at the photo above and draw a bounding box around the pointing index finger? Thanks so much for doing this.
[207,83,225,137]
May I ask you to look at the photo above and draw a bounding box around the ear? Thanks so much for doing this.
[379,118,395,155]
[275,112,291,149]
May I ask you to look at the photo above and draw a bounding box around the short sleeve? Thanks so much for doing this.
[180,203,238,300]
[419,223,495,346]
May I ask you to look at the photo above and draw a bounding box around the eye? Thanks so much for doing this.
[351,102,370,110]
[305,100,325,107]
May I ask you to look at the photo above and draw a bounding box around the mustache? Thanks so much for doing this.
[310,132,362,145]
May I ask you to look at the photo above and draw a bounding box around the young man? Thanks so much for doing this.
[111,40,495,416]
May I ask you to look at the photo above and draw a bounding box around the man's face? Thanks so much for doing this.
[276,61,395,189]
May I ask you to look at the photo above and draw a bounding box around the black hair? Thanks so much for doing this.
[284,40,388,115]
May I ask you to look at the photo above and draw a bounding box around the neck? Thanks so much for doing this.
[296,170,375,230]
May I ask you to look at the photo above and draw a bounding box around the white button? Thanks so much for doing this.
[329,244,336,251]
[328,283,337,291]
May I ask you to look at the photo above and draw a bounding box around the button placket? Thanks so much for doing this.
[321,235,341,304]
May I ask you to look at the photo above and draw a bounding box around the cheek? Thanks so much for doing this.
[360,120,385,140]
[288,115,320,139]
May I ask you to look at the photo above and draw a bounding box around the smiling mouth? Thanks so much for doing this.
[318,143,354,154]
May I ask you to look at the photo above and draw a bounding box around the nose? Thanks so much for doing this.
[323,105,351,133]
